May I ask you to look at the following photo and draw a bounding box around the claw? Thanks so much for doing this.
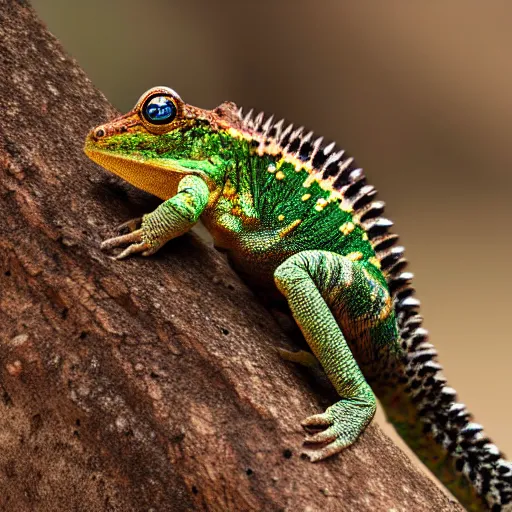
[304,426,338,445]
[116,217,142,234]
[300,396,376,462]
[301,449,324,463]
[141,244,162,257]
[115,242,152,259]
[302,439,350,462]
[301,413,332,433]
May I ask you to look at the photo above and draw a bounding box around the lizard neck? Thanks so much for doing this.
[201,138,263,245]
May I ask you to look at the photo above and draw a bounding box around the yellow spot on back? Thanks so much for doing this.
[339,222,355,236]
[347,251,363,261]
[362,232,369,241]
[315,198,328,212]
[369,257,381,269]
[275,170,285,180]
[301,193,311,201]
[378,295,393,321]
[340,203,353,213]
[278,214,285,221]
[302,174,316,188]
[279,219,302,238]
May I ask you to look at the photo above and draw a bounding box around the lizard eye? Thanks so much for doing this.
[142,95,177,125]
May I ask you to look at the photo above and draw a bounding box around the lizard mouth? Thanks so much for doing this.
[84,146,184,200]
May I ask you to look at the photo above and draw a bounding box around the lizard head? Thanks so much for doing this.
[84,86,243,200]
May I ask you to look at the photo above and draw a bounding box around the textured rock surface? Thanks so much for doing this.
[0,1,462,510]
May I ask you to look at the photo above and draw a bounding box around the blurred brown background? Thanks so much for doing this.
[31,0,511,468]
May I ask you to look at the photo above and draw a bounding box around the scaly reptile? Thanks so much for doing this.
[84,86,512,511]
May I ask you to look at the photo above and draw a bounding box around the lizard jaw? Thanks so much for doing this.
[84,147,186,200]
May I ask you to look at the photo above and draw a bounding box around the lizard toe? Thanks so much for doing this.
[301,397,376,460]
[115,241,151,259]
[304,425,339,445]
[116,217,142,234]
[301,412,332,434]
[302,438,352,462]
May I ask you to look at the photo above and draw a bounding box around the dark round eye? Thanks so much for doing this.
[142,95,177,125]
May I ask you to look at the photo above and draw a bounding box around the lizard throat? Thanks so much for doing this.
[84,147,186,200]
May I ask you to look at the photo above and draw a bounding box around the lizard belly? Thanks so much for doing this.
[220,232,293,297]
[203,210,294,293]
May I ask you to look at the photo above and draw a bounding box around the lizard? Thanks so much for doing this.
[84,86,512,511]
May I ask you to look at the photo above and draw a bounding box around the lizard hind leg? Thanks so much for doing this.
[274,250,393,462]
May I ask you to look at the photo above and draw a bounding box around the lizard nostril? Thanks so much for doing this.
[95,128,105,138]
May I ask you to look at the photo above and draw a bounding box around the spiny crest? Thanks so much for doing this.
[377,245,510,509]
[238,107,362,191]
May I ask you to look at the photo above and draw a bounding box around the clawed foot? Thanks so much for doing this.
[101,217,159,259]
[300,397,376,462]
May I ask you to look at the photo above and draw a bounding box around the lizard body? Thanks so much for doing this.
[84,87,512,511]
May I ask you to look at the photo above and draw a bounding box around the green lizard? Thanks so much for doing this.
[84,86,512,511]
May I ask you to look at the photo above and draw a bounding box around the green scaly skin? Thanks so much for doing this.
[84,86,512,511]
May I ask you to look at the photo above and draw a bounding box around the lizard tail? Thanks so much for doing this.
[376,257,512,510]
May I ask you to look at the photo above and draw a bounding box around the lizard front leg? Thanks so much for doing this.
[274,250,393,462]
[101,174,209,259]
